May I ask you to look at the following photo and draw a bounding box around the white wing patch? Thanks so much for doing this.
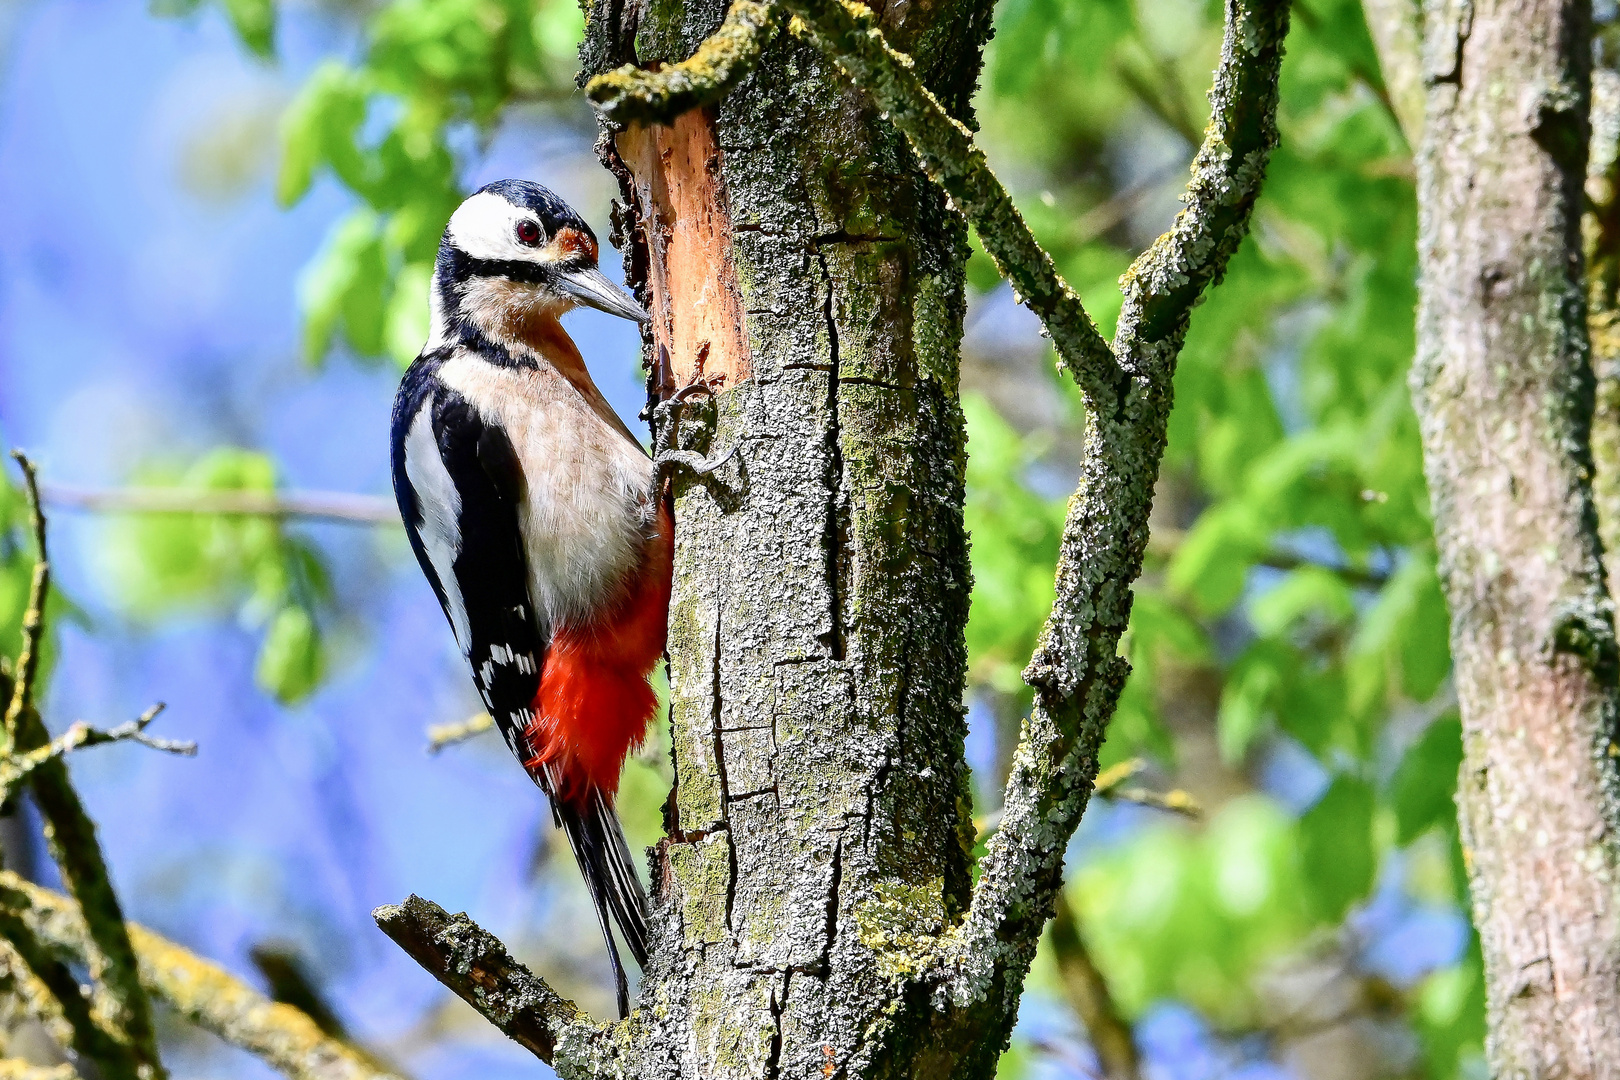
[403,402,472,652]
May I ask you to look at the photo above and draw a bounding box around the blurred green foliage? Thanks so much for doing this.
[276,0,584,367]
[93,449,333,704]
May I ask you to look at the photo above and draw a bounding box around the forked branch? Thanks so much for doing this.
[780,0,1121,403]
[952,0,1289,1004]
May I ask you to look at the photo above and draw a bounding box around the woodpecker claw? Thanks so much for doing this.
[655,442,738,483]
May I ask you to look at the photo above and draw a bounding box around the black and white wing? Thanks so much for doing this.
[390,350,545,759]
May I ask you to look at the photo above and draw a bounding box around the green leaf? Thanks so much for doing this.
[1249,565,1355,637]
[276,63,368,208]
[1391,716,1463,844]
[1298,775,1377,922]
[256,605,325,704]
[220,0,275,57]
[387,261,434,367]
[1166,502,1268,615]
[297,210,387,363]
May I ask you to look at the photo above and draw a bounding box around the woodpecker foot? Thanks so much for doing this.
[655,442,739,484]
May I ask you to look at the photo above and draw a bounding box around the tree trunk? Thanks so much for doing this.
[580,1,991,1074]
[1414,0,1620,1072]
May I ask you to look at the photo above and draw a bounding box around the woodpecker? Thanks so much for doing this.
[389,180,664,1017]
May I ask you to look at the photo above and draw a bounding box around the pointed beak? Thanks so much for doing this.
[560,265,650,323]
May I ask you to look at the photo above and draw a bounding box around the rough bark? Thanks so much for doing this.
[1413,0,1620,1073]
[586,0,985,1072]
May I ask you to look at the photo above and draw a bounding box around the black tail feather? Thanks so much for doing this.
[553,789,650,1018]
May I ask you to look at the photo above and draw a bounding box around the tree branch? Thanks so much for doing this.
[424,713,492,755]
[942,0,1289,1011]
[372,896,598,1066]
[40,485,398,526]
[584,0,782,127]
[0,902,138,1080]
[0,706,195,809]
[0,873,401,1080]
[4,454,50,753]
[0,1060,75,1080]
[1049,892,1139,1080]
[779,0,1123,404]
[0,937,80,1053]
[1092,758,1199,818]
[1,455,167,1080]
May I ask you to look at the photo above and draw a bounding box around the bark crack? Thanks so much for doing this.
[816,246,849,662]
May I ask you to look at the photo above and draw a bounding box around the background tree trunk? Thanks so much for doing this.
[1413,0,1620,1072]
[580,1,992,1074]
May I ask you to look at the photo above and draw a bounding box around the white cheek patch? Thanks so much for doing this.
[447,191,543,263]
[403,403,472,652]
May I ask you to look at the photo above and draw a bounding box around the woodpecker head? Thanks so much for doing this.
[432,179,647,346]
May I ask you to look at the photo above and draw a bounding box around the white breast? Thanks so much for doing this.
[436,352,656,631]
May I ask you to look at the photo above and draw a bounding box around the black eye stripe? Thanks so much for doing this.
[462,255,555,283]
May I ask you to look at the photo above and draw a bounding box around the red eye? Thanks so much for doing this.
[515,219,542,245]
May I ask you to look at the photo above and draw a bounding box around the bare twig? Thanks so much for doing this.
[0,873,402,1080]
[424,713,493,755]
[372,896,597,1065]
[41,485,398,526]
[1050,892,1140,1080]
[0,456,167,1080]
[1092,758,1200,818]
[0,706,195,808]
[585,0,783,127]
[1145,526,1391,589]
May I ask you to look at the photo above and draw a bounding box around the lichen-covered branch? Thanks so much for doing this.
[0,901,139,1080]
[0,873,400,1080]
[0,938,79,1052]
[372,896,598,1067]
[0,456,167,1080]
[779,0,1121,402]
[939,0,1288,1036]
[584,0,781,127]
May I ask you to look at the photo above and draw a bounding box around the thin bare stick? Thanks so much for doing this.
[0,705,195,807]
[41,485,398,526]
[424,712,493,755]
